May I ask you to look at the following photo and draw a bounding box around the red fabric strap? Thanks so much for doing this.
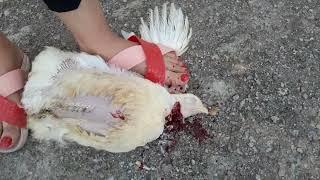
[0,96,26,128]
[128,35,166,85]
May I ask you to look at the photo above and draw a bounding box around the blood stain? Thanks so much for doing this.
[163,102,212,153]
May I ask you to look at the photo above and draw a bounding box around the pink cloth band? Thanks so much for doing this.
[0,54,28,128]
[0,69,25,97]
[109,43,174,70]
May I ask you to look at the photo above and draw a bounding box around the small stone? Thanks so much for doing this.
[211,54,219,60]
[233,94,240,101]
[107,177,114,180]
[271,116,280,123]
[208,106,219,116]
[249,142,254,147]
[256,79,261,85]
[236,148,243,155]
[162,164,173,174]
[266,140,273,152]
[249,136,256,142]
[308,131,319,141]
[53,34,60,40]
[119,161,125,167]
[240,99,246,108]
[278,163,286,177]
[297,147,303,153]
[278,88,289,95]
[4,9,9,16]
[135,161,142,166]
[266,147,272,152]
[256,174,261,180]
[191,159,196,165]
[292,130,299,136]
[303,93,308,99]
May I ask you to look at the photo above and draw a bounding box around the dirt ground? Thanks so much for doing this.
[1,0,320,179]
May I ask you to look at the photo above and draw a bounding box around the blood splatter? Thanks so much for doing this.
[165,103,185,133]
[186,119,211,143]
[111,110,125,120]
[162,102,212,153]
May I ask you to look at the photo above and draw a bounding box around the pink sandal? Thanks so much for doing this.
[0,53,30,153]
[109,33,176,85]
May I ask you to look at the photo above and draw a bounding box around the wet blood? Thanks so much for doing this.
[163,102,212,153]
[165,103,185,133]
[186,119,211,143]
[111,110,125,120]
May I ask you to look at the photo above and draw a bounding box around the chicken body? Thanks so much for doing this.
[22,47,180,152]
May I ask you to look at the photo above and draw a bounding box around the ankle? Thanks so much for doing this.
[75,32,138,60]
[0,47,23,76]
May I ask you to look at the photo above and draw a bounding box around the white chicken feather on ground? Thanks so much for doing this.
[22,47,208,153]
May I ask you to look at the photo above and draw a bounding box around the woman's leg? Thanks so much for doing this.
[0,33,24,149]
[44,0,189,87]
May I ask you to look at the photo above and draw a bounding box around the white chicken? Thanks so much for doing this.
[21,3,208,153]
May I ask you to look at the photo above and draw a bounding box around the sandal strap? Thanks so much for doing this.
[109,45,146,70]
[109,33,175,85]
[128,35,166,85]
[0,96,27,128]
[108,44,174,69]
[0,69,25,97]
[109,44,174,70]
[0,68,27,128]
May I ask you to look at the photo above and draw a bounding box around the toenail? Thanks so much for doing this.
[0,136,13,148]
[180,73,189,82]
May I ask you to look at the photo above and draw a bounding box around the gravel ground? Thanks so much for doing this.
[1,0,320,179]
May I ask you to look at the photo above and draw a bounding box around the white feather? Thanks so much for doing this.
[131,3,192,56]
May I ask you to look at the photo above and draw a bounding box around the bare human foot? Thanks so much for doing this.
[55,0,189,93]
[0,33,25,150]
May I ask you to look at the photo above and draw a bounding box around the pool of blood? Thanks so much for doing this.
[163,102,212,153]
